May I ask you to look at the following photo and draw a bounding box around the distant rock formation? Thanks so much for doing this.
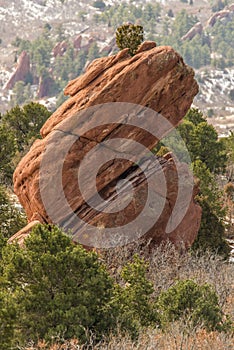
[37,74,55,98]
[12,42,201,249]
[207,3,234,27]
[4,51,31,90]
[52,40,68,57]
[73,34,82,50]
[181,22,203,41]
[81,37,95,52]
[100,37,117,55]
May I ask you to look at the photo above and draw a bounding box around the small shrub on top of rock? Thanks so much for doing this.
[115,23,144,56]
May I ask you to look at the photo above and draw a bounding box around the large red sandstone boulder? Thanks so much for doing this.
[4,51,31,90]
[41,42,198,137]
[12,42,201,249]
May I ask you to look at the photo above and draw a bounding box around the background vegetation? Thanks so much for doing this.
[6,0,234,108]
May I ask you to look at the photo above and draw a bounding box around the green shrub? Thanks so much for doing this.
[192,199,231,259]
[0,225,114,347]
[157,279,232,332]
[115,23,144,56]
[0,185,26,239]
[1,227,232,348]
[111,255,159,338]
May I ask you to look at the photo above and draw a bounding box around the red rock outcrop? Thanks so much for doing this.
[181,22,203,41]
[207,3,234,27]
[52,41,68,57]
[81,37,95,53]
[73,34,82,50]
[37,74,55,98]
[41,43,198,137]
[12,42,201,248]
[4,51,31,90]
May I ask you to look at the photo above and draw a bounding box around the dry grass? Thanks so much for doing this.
[25,327,234,350]
[100,241,234,315]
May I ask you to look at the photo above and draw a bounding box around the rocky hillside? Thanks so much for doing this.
[0,0,234,135]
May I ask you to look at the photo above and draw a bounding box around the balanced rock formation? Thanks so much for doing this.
[41,42,198,137]
[4,51,31,90]
[12,42,201,249]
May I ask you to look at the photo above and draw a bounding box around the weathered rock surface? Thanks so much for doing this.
[4,51,31,90]
[181,22,203,41]
[41,43,198,137]
[13,42,201,248]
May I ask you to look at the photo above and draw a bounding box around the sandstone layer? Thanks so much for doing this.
[12,42,201,248]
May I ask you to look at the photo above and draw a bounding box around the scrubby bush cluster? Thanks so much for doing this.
[0,225,233,349]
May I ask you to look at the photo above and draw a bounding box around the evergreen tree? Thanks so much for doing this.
[116,23,144,56]
[0,225,114,346]
[2,102,51,152]
[178,108,227,173]
[157,279,230,331]
[0,185,26,239]
[0,125,16,182]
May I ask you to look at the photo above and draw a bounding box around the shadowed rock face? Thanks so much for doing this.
[37,75,55,98]
[12,42,201,249]
[4,51,31,90]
